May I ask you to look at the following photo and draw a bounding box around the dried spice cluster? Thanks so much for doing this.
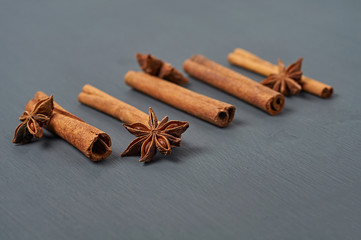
[121,108,189,162]
[13,95,54,144]
[260,58,303,96]
[12,48,333,163]
[228,48,332,98]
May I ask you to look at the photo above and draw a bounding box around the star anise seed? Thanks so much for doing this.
[261,58,303,96]
[121,107,189,163]
[12,95,54,144]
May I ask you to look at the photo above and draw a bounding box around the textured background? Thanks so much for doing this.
[1,0,361,239]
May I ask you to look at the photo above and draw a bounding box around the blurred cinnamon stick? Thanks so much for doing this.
[78,84,149,126]
[183,55,284,115]
[124,71,236,127]
[228,48,333,98]
[26,91,112,161]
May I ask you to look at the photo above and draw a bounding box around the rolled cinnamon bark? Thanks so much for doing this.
[228,48,333,98]
[26,91,112,161]
[78,84,149,126]
[183,55,284,115]
[124,71,236,127]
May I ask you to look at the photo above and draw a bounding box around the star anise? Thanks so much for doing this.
[136,53,189,85]
[121,107,189,163]
[261,58,303,96]
[12,95,54,144]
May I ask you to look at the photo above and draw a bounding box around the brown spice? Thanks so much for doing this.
[26,91,112,161]
[124,71,236,127]
[228,48,333,98]
[13,95,54,144]
[183,54,284,115]
[136,53,189,85]
[78,84,149,126]
[121,107,189,162]
[78,85,189,162]
[260,58,303,96]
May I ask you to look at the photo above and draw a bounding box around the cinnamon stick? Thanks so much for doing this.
[183,55,284,115]
[78,84,149,126]
[228,48,333,98]
[26,91,112,161]
[124,71,236,127]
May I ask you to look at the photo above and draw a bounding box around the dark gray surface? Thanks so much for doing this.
[1,0,360,239]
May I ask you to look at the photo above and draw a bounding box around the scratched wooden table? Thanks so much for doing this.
[1,0,360,239]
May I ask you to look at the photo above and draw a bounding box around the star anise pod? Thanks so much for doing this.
[121,107,189,163]
[136,53,189,85]
[12,95,54,144]
[261,58,303,96]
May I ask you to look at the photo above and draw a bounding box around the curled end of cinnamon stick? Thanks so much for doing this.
[215,105,236,127]
[266,94,285,115]
[88,133,112,161]
[300,76,333,98]
[320,86,333,98]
